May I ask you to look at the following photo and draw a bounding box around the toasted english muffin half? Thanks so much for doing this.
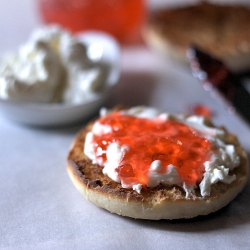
[142,2,250,72]
[67,108,248,220]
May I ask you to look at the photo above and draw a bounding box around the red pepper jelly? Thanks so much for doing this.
[92,112,212,187]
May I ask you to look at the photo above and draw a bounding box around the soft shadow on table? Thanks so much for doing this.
[124,152,250,233]
[11,120,89,136]
[106,71,158,108]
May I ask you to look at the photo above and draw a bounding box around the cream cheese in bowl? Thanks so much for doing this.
[0,26,121,126]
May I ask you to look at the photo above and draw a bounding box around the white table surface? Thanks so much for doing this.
[1,1,250,249]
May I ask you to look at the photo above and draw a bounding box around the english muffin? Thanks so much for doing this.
[142,2,250,72]
[67,106,248,220]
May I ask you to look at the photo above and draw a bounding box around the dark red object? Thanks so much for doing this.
[187,45,250,125]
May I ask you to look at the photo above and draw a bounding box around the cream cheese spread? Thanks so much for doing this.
[84,106,240,198]
[0,26,105,103]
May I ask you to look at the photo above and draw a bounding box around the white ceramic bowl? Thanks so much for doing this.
[0,31,121,127]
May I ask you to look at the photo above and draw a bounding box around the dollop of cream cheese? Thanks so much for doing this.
[0,25,105,103]
[84,106,240,198]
